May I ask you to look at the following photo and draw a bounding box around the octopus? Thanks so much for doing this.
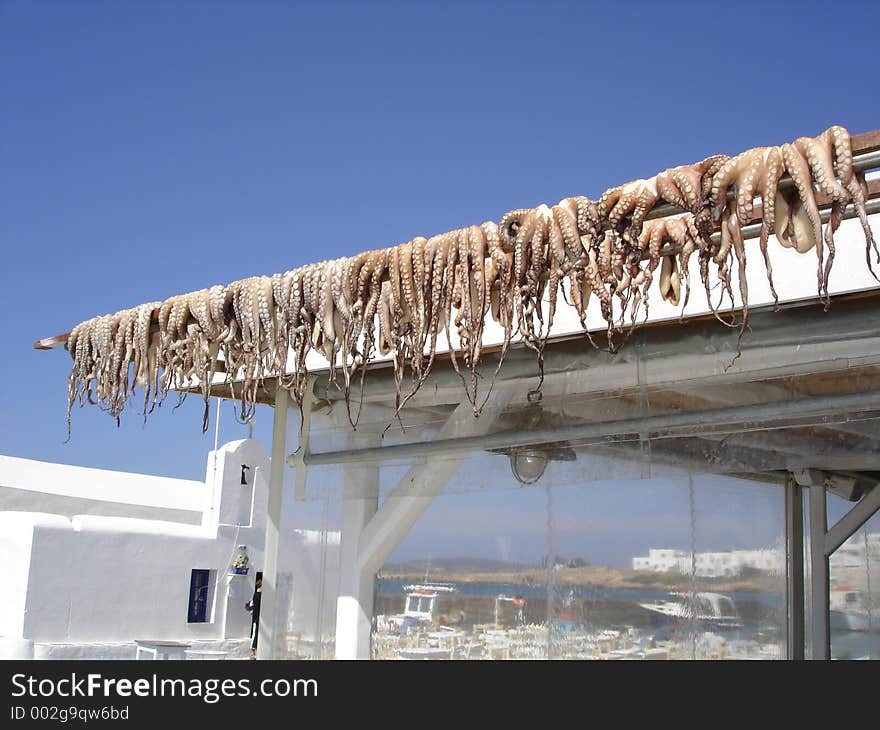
[61,124,877,437]
[598,155,729,241]
[635,214,701,314]
[709,126,876,313]
[64,300,163,439]
[708,145,785,311]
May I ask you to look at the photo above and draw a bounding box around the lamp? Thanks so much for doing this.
[487,403,577,486]
[490,442,576,486]
[510,448,549,485]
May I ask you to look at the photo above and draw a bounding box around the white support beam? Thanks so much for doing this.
[331,392,513,659]
[256,386,291,660]
[335,446,380,660]
[825,484,880,557]
[357,393,511,578]
[358,457,465,578]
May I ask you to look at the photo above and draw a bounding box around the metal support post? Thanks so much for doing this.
[785,475,804,660]
[809,485,830,660]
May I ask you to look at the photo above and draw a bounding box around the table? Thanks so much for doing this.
[134,640,192,660]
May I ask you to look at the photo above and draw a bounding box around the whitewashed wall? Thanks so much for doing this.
[0,454,208,523]
[0,439,340,660]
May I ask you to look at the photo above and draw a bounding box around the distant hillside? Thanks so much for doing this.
[379,561,785,593]
[382,557,532,575]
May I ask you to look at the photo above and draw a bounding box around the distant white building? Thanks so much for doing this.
[632,549,691,574]
[632,545,784,578]
[831,532,880,570]
[0,440,339,659]
[829,531,880,592]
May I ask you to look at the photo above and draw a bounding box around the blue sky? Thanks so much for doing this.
[2,1,878,565]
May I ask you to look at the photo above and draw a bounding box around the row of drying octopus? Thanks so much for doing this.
[65,125,877,434]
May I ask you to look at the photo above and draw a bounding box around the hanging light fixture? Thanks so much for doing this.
[487,403,577,486]
[509,448,549,485]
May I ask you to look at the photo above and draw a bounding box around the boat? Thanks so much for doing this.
[400,583,456,625]
[494,594,526,626]
[830,587,877,632]
[639,591,743,630]
[375,582,457,634]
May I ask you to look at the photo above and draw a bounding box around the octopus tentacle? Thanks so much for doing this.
[399,241,417,359]
[725,205,750,356]
[845,172,879,277]
[668,167,702,213]
[658,254,681,306]
[678,215,701,311]
[794,133,852,297]
[551,200,587,327]
[601,177,659,237]
[820,127,879,273]
[757,149,783,306]
[781,142,827,303]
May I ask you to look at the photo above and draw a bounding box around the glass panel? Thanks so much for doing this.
[368,444,786,660]
[291,296,880,659]
[267,413,342,659]
[828,497,880,660]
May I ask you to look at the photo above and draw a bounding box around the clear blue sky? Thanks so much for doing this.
[2,1,878,566]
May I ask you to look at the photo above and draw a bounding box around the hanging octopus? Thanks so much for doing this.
[62,124,877,437]
[633,214,701,315]
[598,155,729,241]
[708,126,877,313]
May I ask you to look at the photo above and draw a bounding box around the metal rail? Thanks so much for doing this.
[644,147,880,223]
[656,191,880,259]
[297,389,880,467]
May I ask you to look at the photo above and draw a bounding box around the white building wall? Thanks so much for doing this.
[0,517,37,640]
[632,548,690,573]
[18,516,253,646]
[829,531,880,593]
[633,546,784,577]
[0,454,208,523]
[0,439,341,660]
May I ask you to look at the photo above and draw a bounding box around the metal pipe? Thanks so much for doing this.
[653,189,880,258]
[644,147,880,223]
[809,484,830,660]
[785,475,805,660]
[299,388,880,467]
[854,148,880,173]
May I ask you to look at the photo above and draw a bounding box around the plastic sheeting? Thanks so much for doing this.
[266,292,880,660]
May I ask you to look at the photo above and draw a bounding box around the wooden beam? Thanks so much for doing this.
[852,128,880,153]
[33,332,78,351]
